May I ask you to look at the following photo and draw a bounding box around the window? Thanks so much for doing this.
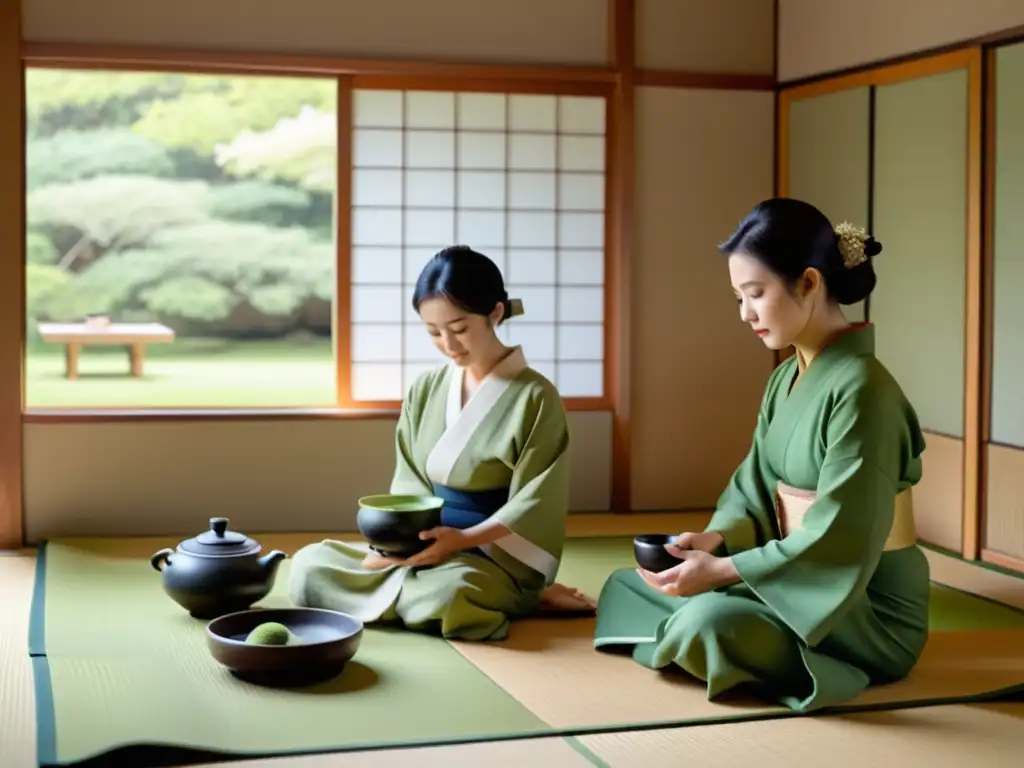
[23,69,609,412]
[24,68,339,410]
[350,89,608,402]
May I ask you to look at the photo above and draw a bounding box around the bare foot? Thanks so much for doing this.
[361,552,399,571]
[536,582,597,614]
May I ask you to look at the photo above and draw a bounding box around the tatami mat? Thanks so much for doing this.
[579,701,1024,768]
[451,617,1024,731]
[5,519,1024,767]
[0,553,38,768]
[199,701,1024,767]
[203,737,598,767]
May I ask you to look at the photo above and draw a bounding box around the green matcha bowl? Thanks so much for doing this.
[206,607,363,687]
[356,494,444,558]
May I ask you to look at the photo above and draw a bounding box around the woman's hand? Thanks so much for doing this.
[361,551,398,570]
[666,531,724,557]
[395,526,470,567]
[636,549,741,597]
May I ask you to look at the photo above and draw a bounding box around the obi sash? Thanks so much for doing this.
[432,484,509,530]
[774,481,918,551]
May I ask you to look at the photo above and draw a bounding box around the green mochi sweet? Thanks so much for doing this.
[244,621,300,646]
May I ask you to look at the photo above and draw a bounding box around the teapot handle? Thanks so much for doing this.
[151,548,174,572]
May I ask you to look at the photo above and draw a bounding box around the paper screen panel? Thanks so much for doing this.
[351,90,608,400]
[871,68,969,438]
[787,86,872,322]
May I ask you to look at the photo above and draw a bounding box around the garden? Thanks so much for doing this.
[25,68,339,408]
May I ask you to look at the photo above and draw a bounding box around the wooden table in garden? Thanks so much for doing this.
[36,322,176,380]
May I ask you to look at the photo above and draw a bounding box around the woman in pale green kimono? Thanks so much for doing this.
[289,246,595,641]
[594,198,930,711]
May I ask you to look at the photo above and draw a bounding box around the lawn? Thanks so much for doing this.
[25,338,338,409]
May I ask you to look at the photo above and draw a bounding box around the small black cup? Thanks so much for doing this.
[633,534,684,573]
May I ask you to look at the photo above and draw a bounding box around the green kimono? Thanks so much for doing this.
[289,346,571,641]
[594,323,932,711]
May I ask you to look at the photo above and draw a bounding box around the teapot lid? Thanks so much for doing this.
[179,517,260,556]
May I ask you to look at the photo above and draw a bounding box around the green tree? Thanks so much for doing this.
[26,263,71,341]
[26,231,59,265]
[213,106,336,192]
[208,180,312,226]
[25,69,188,137]
[26,69,336,184]
[41,221,333,325]
[26,128,175,191]
[27,264,69,313]
[26,69,183,116]
[132,75,337,155]
[24,68,338,337]
[27,175,213,270]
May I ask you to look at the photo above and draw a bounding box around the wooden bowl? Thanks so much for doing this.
[356,494,444,558]
[633,534,684,573]
[206,607,363,687]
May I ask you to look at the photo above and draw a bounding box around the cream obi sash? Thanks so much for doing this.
[774,481,918,551]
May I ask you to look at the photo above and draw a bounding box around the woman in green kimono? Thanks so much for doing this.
[289,245,595,641]
[593,198,930,711]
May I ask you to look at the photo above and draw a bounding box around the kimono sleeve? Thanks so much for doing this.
[490,383,571,568]
[388,377,434,496]
[704,370,786,555]
[728,382,923,647]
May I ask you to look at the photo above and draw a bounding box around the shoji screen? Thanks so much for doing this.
[872,68,970,553]
[986,41,1024,567]
[781,58,974,555]
[786,87,871,323]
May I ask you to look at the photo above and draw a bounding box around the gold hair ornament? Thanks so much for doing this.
[507,298,525,317]
[834,222,870,269]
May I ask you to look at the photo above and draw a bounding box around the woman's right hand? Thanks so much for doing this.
[362,551,399,570]
[666,531,724,557]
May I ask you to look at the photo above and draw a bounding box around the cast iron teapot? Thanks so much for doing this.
[150,517,287,619]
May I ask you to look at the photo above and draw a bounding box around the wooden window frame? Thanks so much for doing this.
[20,52,618,418]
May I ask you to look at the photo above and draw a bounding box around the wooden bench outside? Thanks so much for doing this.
[36,322,177,379]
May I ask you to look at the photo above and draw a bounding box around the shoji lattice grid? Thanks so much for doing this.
[350,90,607,401]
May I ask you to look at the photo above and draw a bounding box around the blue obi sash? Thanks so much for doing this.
[433,484,509,530]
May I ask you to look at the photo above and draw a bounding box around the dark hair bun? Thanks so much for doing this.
[828,234,881,305]
[829,259,876,306]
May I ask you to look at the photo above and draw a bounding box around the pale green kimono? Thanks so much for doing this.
[594,324,932,711]
[289,346,571,641]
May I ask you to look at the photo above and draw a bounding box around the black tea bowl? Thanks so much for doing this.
[356,494,444,558]
[633,534,684,573]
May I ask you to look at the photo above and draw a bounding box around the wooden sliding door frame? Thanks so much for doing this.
[978,44,1024,575]
[965,50,985,562]
[777,48,985,563]
[606,0,635,514]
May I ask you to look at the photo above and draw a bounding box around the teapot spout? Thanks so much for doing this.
[258,549,287,578]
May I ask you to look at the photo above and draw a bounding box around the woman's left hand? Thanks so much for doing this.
[397,526,469,567]
[636,549,741,597]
